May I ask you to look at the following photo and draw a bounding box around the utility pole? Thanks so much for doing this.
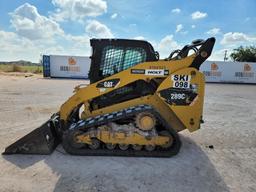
[224,50,228,62]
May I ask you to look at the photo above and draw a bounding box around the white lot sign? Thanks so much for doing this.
[50,55,90,78]
[200,61,256,84]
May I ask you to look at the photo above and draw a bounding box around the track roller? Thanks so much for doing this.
[132,144,143,151]
[89,139,101,150]
[145,145,155,151]
[105,143,116,150]
[119,144,129,150]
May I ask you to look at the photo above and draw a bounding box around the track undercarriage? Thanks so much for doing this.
[62,105,181,157]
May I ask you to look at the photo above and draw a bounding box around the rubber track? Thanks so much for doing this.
[62,105,181,157]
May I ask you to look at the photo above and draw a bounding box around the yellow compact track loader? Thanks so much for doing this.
[3,37,215,157]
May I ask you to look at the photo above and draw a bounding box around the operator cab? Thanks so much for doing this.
[88,37,216,83]
[89,39,158,83]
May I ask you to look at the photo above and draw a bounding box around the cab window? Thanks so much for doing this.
[100,46,146,76]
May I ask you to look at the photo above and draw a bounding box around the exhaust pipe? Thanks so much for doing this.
[2,114,61,155]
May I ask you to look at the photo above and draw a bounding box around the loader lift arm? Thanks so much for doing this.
[60,37,215,125]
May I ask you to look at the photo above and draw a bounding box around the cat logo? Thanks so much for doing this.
[211,63,218,71]
[68,57,76,65]
[244,64,251,72]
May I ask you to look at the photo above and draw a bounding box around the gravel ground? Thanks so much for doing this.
[0,74,255,192]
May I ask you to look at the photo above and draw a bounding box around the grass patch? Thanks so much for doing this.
[13,65,23,72]
[0,64,43,73]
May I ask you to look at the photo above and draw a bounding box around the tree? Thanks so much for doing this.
[230,46,256,62]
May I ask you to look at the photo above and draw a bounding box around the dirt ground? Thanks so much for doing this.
[0,74,255,192]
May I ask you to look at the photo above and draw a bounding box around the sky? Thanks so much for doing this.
[0,0,255,62]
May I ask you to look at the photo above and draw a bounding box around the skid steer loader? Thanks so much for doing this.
[3,37,215,157]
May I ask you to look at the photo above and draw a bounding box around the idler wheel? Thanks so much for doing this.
[70,130,86,149]
[159,131,173,149]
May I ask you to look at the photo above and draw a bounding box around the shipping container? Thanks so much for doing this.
[200,61,256,84]
[43,55,256,84]
[42,55,90,79]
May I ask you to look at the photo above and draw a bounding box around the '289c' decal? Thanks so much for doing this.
[172,74,191,89]
[170,93,185,100]
[159,87,198,106]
